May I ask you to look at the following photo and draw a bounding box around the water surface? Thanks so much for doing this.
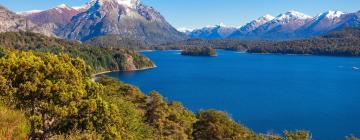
[106,50,360,140]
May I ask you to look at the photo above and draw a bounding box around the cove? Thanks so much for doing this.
[105,50,360,140]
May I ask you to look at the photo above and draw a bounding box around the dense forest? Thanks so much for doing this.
[86,35,151,50]
[246,28,360,56]
[181,47,217,56]
[0,32,154,72]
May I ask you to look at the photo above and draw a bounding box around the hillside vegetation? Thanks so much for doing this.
[0,32,154,72]
[181,47,217,56]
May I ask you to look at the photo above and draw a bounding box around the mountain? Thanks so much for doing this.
[20,4,84,34]
[189,23,237,39]
[299,11,345,37]
[61,0,186,44]
[230,14,274,38]
[0,5,53,36]
[336,10,360,29]
[177,27,194,35]
[251,10,313,39]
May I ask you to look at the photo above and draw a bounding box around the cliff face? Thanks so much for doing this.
[115,49,154,71]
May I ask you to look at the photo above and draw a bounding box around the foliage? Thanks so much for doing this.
[181,46,217,56]
[0,31,154,72]
[192,110,260,140]
[145,91,197,140]
[283,130,311,140]
[86,35,150,50]
[0,51,143,139]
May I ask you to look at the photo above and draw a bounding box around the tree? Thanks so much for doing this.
[145,91,196,140]
[0,51,93,139]
[284,130,312,140]
[192,110,260,140]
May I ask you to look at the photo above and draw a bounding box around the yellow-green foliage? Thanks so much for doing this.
[0,105,28,140]
[284,130,311,140]
[0,32,154,72]
[193,110,260,140]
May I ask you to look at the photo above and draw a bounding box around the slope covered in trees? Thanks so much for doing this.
[247,28,360,56]
[0,32,154,72]
[181,47,217,56]
[86,35,151,50]
[0,50,329,140]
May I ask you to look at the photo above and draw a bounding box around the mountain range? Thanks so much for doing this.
[185,10,360,40]
[2,0,360,43]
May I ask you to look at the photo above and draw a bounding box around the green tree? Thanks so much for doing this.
[283,130,311,140]
[0,51,93,139]
[192,110,259,140]
[145,91,196,140]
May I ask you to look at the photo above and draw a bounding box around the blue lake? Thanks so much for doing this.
[105,50,360,140]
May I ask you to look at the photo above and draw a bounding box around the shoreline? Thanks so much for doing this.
[92,65,157,81]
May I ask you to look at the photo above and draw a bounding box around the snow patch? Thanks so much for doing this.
[97,0,139,8]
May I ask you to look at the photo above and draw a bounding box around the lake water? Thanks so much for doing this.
[105,50,360,140]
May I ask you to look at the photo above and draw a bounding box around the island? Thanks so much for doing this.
[181,46,217,56]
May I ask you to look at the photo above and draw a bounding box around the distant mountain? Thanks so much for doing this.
[191,10,360,40]
[336,10,360,29]
[20,4,84,34]
[177,28,194,35]
[0,5,54,36]
[189,23,237,39]
[230,14,274,38]
[60,0,186,44]
[299,11,345,37]
[20,4,83,26]
[251,10,313,39]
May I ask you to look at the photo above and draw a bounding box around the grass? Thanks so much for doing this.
[0,105,28,140]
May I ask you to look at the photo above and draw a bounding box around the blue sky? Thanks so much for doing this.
[1,0,359,29]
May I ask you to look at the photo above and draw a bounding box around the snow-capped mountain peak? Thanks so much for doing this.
[177,27,194,34]
[94,0,140,8]
[318,10,345,19]
[276,10,312,21]
[219,22,227,27]
[56,4,72,9]
[262,14,275,20]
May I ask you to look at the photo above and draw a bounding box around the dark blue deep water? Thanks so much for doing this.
[106,50,360,140]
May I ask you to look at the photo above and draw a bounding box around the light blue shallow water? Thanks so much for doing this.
[106,50,360,140]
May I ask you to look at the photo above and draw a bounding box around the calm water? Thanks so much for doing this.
[106,50,360,140]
